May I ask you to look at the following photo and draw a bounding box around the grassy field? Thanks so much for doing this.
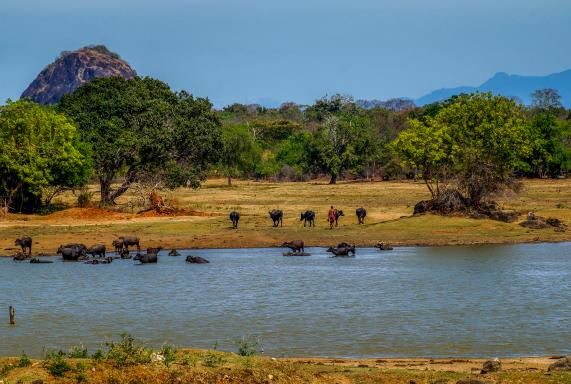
[1,178,571,255]
[2,349,571,384]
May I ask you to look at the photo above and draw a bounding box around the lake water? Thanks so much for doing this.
[1,244,570,358]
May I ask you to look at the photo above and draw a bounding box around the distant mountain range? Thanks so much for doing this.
[415,70,571,107]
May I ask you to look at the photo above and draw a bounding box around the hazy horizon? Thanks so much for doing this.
[2,0,570,107]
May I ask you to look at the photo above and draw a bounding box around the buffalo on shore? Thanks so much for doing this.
[15,236,32,256]
[269,210,283,227]
[300,211,315,227]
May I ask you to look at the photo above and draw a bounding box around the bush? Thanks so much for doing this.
[160,344,177,367]
[44,351,71,377]
[105,333,152,367]
[235,335,263,357]
[17,352,32,367]
[77,190,92,208]
[202,351,226,368]
[68,345,89,358]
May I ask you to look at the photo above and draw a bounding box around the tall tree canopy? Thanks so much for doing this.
[59,77,222,204]
[0,99,90,212]
[393,93,532,206]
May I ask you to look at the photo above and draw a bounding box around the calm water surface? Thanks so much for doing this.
[1,243,570,357]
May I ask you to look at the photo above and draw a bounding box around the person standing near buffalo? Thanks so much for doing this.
[328,206,336,229]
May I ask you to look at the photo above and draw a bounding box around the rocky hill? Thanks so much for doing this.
[21,45,137,104]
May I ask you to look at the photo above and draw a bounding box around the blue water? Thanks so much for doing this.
[1,243,570,358]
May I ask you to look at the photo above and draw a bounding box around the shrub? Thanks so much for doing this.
[160,344,177,367]
[44,351,71,377]
[77,190,92,208]
[235,335,263,357]
[105,333,152,367]
[68,345,89,358]
[17,352,32,367]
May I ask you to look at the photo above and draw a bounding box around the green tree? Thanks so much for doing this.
[392,93,532,206]
[313,113,371,184]
[0,99,90,212]
[220,125,260,186]
[59,77,221,204]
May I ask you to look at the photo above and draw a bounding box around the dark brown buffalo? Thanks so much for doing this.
[146,247,162,255]
[283,240,305,253]
[13,252,30,261]
[118,236,140,251]
[269,210,283,227]
[327,245,356,257]
[185,255,210,264]
[15,236,32,255]
[88,244,106,258]
[356,207,367,224]
[133,252,158,264]
[375,242,394,251]
[229,211,240,229]
[300,211,315,227]
[168,249,181,256]
[57,244,87,261]
[30,258,53,264]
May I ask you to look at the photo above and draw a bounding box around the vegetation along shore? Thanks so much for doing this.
[1,178,571,255]
[1,334,571,384]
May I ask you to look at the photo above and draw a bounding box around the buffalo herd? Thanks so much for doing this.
[12,205,392,264]
[231,207,367,229]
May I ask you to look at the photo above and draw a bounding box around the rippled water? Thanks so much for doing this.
[1,243,571,358]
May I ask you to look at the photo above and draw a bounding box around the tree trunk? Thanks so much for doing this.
[329,174,337,185]
[100,177,113,206]
[227,174,232,187]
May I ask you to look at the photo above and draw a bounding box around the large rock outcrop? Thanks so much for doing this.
[21,45,136,104]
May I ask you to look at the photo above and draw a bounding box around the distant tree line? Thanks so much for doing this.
[1,75,570,213]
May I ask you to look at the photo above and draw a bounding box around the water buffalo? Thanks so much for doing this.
[13,252,30,261]
[375,242,394,251]
[326,245,356,257]
[300,211,316,227]
[269,210,283,227]
[356,207,367,224]
[14,236,32,256]
[185,255,210,264]
[30,258,53,264]
[118,236,140,252]
[57,244,87,261]
[146,247,162,255]
[84,257,113,265]
[133,252,158,264]
[88,244,106,258]
[168,249,181,256]
[229,211,240,229]
[112,239,124,253]
[334,210,344,227]
[282,240,305,253]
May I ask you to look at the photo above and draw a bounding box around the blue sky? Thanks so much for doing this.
[1,0,570,107]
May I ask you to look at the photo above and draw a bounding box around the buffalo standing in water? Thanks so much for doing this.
[229,211,240,229]
[133,252,158,264]
[282,240,305,253]
[118,236,140,252]
[327,244,356,257]
[356,207,367,224]
[168,249,181,256]
[186,255,210,264]
[375,242,394,251]
[300,211,316,227]
[14,236,32,256]
[87,244,106,258]
[57,244,87,261]
[269,209,283,227]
